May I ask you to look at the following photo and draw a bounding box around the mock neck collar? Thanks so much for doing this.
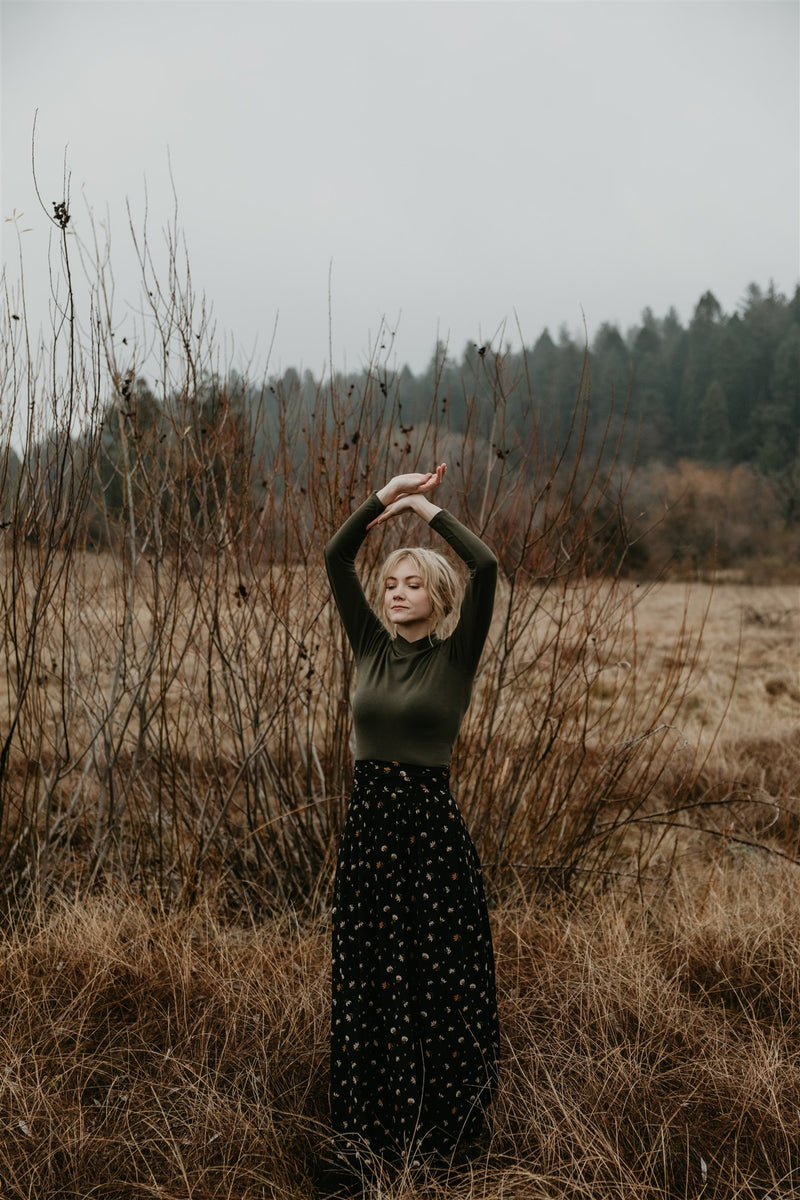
[393,632,437,655]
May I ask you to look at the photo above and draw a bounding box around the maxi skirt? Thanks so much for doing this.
[330,759,499,1161]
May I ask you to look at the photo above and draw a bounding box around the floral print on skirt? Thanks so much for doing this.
[330,758,499,1160]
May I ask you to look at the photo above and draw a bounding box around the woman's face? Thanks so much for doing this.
[383,557,435,641]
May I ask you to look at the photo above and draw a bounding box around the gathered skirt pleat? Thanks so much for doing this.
[330,758,499,1160]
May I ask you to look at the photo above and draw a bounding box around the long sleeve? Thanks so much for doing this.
[323,492,388,660]
[429,510,497,673]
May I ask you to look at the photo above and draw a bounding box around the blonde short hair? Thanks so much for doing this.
[378,547,463,640]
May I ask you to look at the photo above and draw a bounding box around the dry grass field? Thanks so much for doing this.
[628,583,798,748]
[2,855,799,1200]
[1,578,798,1200]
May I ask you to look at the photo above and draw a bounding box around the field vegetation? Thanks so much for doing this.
[0,202,798,1197]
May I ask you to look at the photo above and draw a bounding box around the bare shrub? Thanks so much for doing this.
[627,459,800,580]
[1,201,795,911]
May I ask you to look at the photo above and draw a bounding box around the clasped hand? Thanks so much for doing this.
[368,462,447,529]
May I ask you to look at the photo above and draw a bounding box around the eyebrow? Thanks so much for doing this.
[385,574,423,583]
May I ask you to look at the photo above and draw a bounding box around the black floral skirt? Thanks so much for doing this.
[330,759,499,1161]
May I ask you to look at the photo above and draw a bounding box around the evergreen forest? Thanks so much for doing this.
[5,280,799,578]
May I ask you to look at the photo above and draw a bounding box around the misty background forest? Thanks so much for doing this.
[6,280,797,580]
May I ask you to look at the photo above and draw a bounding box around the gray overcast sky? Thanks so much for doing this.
[2,0,798,378]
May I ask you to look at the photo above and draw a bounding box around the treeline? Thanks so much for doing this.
[272,281,800,470]
[3,279,798,575]
[393,282,800,484]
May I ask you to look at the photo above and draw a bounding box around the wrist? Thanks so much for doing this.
[416,497,442,522]
[375,483,396,506]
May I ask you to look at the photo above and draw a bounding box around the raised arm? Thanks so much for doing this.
[323,493,387,659]
[429,509,497,672]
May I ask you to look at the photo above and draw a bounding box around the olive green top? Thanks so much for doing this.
[324,493,497,766]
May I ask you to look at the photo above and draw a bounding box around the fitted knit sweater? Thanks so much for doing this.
[323,492,497,767]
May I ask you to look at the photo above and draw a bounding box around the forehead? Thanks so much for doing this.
[386,557,423,579]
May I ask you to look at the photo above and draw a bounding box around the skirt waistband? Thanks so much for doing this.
[353,758,450,783]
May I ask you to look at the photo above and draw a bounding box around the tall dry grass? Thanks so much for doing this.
[1,854,798,1198]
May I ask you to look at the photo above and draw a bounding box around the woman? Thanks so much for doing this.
[322,462,499,1188]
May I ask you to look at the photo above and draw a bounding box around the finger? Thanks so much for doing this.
[367,507,396,529]
[420,467,444,493]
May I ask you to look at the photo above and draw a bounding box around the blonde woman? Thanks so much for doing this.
[321,463,499,1192]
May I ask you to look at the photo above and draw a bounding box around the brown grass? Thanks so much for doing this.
[1,853,798,1199]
